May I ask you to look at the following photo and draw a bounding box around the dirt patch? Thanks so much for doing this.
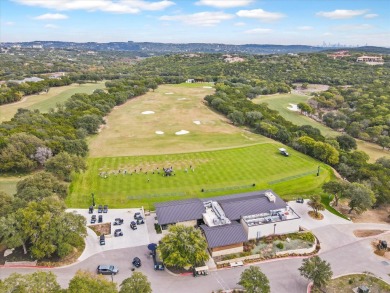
[308,211,324,220]
[320,274,390,293]
[335,202,390,224]
[292,83,329,95]
[354,230,387,237]
[88,223,111,236]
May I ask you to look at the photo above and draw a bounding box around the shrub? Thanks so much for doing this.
[276,242,284,249]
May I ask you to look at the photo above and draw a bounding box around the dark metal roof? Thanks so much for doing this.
[216,190,287,221]
[155,198,204,225]
[200,222,247,248]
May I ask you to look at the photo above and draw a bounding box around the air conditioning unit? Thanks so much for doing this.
[265,192,276,203]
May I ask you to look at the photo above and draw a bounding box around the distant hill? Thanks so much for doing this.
[2,41,389,55]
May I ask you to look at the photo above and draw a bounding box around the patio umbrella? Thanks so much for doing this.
[148,243,157,251]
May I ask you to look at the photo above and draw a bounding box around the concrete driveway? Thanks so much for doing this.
[68,208,151,261]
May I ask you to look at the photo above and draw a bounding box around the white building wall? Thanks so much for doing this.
[243,218,301,240]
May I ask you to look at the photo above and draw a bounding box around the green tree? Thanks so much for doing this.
[0,214,29,254]
[67,270,118,293]
[120,272,152,293]
[299,256,333,291]
[158,225,209,269]
[307,195,325,217]
[336,134,357,151]
[297,102,313,115]
[322,180,348,207]
[345,183,375,214]
[228,110,245,125]
[0,272,61,293]
[238,266,270,293]
[0,191,14,216]
[45,152,86,181]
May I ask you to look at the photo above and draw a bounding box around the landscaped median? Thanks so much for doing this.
[214,232,319,269]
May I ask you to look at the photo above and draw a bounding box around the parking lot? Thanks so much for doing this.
[68,207,152,261]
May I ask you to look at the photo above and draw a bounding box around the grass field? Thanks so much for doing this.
[0,82,105,123]
[68,143,331,208]
[0,176,24,196]
[254,93,389,162]
[88,83,268,157]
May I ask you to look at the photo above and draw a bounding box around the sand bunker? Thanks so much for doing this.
[175,130,189,135]
[165,92,174,95]
[177,98,188,101]
[193,120,201,125]
[141,111,155,115]
[203,86,213,89]
[287,104,299,111]
[155,131,164,135]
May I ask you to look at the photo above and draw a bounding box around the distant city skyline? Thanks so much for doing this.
[1,0,389,47]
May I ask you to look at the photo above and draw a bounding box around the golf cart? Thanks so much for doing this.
[114,229,123,237]
[113,218,124,225]
[279,148,289,156]
[193,266,209,277]
[130,221,137,230]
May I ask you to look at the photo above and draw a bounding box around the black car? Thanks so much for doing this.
[152,252,164,271]
[100,235,105,245]
[98,205,103,213]
[113,218,124,225]
[98,215,103,223]
[130,221,137,230]
[114,229,123,237]
[136,218,145,225]
[97,265,118,275]
[103,205,108,213]
[88,206,94,214]
[90,215,96,224]
[134,212,143,220]
[132,257,141,268]
[296,198,304,203]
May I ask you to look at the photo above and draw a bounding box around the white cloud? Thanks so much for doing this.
[364,13,378,19]
[44,24,58,29]
[13,0,175,14]
[196,0,253,8]
[316,9,368,19]
[234,22,246,26]
[333,24,374,31]
[34,13,68,20]
[297,26,313,31]
[237,9,285,22]
[244,28,272,34]
[323,32,333,36]
[5,21,15,26]
[160,11,234,26]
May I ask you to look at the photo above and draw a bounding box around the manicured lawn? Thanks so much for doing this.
[88,83,267,158]
[0,176,25,196]
[68,143,331,209]
[0,82,105,123]
[253,94,389,162]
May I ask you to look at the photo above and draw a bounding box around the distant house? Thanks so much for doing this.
[327,50,350,59]
[356,55,384,65]
[8,77,44,84]
[155,190,301,256]
[186,79,195,83]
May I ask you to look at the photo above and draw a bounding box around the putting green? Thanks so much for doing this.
[68,143,331,209]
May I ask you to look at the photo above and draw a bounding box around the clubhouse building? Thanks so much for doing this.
[155,190,301,256]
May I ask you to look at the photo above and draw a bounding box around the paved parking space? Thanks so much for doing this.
[67,208,151,261]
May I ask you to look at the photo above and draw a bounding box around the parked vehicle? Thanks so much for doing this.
[103,205,108,213]
[90,215,96,224]
[98,215,103,223]
[152,251,164,271]
[296,198,304,203]
[193,266,209,277]
[132,257,141,268]
[134,212,143,220]
[113,218,124,225]
[100,235,105,245]
[97,265,118,275]
[378,240,388,250]
[98,205,103,213]
[114,229,123,237]
[278,148,289,157]
[136,218,145,225]
[88,206,94,214]
[130,221,137,230]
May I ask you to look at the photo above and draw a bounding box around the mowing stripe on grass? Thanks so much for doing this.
[268,170,318,185]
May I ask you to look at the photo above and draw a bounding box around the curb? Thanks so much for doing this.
[0,265,53,269]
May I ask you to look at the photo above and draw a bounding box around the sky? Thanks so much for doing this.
[0,0,389,46]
